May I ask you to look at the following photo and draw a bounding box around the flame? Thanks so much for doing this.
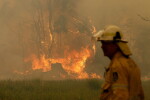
[50,33,53,42]
[31,47,91,73]
[92,44,96,55]
[77,72,89,79]
[90,73,101,79]
[24,47,101,79]
[17,16,101,79]
[31,54,51,72]
[21,22,100,79]
[27,46,102,79]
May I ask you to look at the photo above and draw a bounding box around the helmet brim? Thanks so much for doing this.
[97,39,128,43]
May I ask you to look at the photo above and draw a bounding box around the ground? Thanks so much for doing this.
[0,79,149,100]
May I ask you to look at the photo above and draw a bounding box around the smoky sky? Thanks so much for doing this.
[0,0,150,79]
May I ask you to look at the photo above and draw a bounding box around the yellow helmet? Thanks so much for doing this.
[94,25,126,42]
[92,25,132,56]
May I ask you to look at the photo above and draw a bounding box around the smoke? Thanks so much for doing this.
[77,0,150,76]
[0,0,150,80]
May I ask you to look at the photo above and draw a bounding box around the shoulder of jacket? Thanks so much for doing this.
[111,56,130,69]
[118,56,129,64]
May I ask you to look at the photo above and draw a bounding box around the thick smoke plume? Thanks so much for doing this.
[0,0,150,80]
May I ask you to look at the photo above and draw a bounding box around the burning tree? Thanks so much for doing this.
[15,0,100,79]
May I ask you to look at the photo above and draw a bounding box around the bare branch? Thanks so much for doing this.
[137,14,150,22]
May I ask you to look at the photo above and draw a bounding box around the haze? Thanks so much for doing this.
[0,0,150,80]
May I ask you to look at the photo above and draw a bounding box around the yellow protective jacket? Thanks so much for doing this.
[100,51,144,100]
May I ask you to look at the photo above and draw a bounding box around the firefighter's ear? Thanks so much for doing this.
[113,72,118,82]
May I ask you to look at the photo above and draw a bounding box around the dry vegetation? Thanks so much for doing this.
[0,79,149,100]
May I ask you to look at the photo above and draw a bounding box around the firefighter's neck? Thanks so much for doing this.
[108,53,116,60]
[109,50,121,60]
[108,49,121,60]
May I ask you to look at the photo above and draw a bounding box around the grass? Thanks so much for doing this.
[143,80,150,100]
[0,79,149,100]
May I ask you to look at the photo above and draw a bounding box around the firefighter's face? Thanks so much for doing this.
[101,41,119,59]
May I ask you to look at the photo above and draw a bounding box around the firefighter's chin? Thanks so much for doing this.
[102,50,109,57]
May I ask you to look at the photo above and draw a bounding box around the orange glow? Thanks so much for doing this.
[142,76,150,81]
[92,44,96,55]
[49,33,53,41]
[31,54,51,72]
[30,47,91,74]
[18,17,101,79]
[77,72,89,79]
[27,46,102,79]
[90,73,101,79]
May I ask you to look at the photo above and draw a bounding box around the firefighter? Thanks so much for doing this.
[92,25,144,100]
